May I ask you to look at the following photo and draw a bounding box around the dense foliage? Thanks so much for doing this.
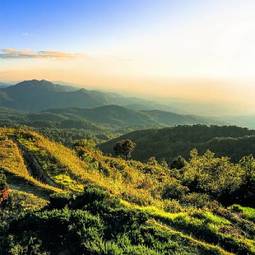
[0,171,8,190]
[1,185,253,255]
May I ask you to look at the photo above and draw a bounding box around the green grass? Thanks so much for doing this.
[53,174,84,192]
[9,189,48,211]
[230,204,255,222]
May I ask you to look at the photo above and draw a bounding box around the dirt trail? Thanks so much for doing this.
[14,140,60,188]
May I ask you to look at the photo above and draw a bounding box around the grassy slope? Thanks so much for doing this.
[1,127,255,254]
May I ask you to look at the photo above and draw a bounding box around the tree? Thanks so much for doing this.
[239,155,255,196]
[147,156,158,165]
[240,155,255,184]
[169,155,186,170]
[113,139,136,160]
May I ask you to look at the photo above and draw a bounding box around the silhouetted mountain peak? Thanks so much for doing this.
[5,79,75,94]
[16,79,53,87]
[77,88,88,93]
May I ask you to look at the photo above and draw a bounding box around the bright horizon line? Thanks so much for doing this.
[1,77,255,117]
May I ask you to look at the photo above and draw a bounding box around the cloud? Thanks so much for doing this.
[0,48,83,59]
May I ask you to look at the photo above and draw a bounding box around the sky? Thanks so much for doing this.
[1,0,255,115]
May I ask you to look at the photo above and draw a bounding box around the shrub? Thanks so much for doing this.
[169,155,186,170]
[69,184,121,212]
[182,150,244,199]
[161,180,189,200]
[180,193,212,208]
[49,192,73,209]
[164,199,183,213]
[7,209,104,255]
[0,170,8,190]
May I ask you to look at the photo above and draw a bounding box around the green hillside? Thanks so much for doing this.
[0,103,216,132]
[100,125,255,162]
[45,105,160,130]
[1,128,255,254]
[142,110,216,126]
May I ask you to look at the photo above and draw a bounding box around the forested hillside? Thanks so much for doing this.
[100,125,255,162]
[1,128,255,254]
[0,105,215,130]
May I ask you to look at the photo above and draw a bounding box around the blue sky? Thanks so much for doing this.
[1,0,255,114]
[1,0,186,51]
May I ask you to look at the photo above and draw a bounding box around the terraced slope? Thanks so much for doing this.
[0,128,255,254]
[0,128,171,203]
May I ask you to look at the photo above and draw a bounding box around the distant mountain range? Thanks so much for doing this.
[0,79,220,131]
[2,79,255,130]
[0,79,172,112]
[0,79,114,111]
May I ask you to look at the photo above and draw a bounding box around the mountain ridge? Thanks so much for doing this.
[0,79,162,112]
[0,104,219,132]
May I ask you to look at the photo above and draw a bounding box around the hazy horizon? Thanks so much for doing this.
[1,0,255,115]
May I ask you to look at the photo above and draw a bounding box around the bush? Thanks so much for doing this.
[7,209,104,255]
[180,193,212,209]
[169,156,186,170]
[164,199,183,213]
[0,170,8,190]
[182,150,244,200]
[161,180,189,200]
[49,192,73,209]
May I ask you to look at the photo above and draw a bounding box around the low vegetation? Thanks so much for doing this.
[0,127,255,254]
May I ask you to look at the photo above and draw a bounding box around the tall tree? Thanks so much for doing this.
[113,139,136,160]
